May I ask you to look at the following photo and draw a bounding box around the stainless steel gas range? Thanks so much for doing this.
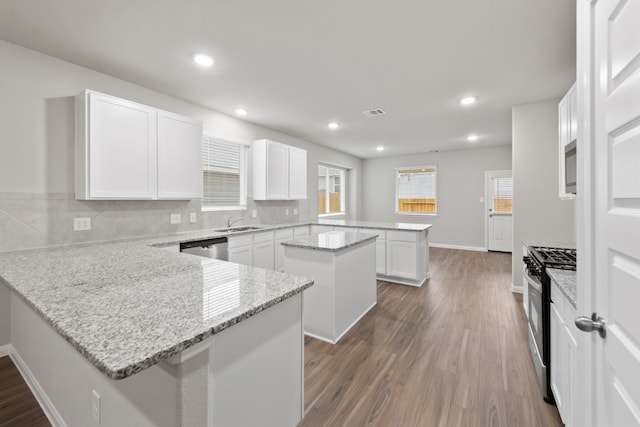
[523,245,576,404]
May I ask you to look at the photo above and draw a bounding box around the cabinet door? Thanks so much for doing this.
[87,92,157,199]
[157,110,203,199]
[375,238,386,275]
[288,147,307,200]
[228,245,252,266]
[568,85,578,143]
[550,301,566,422]
[253,241,274,270]
[274,229,294,272]
[266,141,289,199]
[386,240,417,280]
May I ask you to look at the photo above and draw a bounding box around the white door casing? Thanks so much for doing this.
[486,170,513,252]
[583,0,640,425]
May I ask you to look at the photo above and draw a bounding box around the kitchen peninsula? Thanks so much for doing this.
[0,237,313,427]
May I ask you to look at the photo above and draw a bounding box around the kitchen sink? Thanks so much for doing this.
[214,226,264,233]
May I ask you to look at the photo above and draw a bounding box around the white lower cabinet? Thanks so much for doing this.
[550,282,578,426]
[228,235,253,266]
[253,231,275,270]
[375,238,386,275]
[275,228,294,272]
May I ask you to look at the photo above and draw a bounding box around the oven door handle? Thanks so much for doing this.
[524,273,542,293]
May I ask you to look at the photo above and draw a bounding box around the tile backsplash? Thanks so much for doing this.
[0,192,313,252]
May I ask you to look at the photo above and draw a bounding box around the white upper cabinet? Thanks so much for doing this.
[288,146,307,200]
[157,110,203,199]
[75,90,203,200]
[252,139,307,200]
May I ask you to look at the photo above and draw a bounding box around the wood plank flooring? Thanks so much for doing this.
[0,248,562,427]
[0,356,50,427]
[299,248,563,427]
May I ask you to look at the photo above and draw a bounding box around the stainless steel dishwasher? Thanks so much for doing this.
[179,237,228,260]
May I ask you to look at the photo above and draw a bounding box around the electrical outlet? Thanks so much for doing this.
[91,389,101,423]
[293,208,298,215]
[479,197,484,203]
[73,217,91,231]
[170,213,181,225]
[252,210,257,218]
[190,213,197,223]
[285,208,290,216]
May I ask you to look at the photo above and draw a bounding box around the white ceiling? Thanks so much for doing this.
[0,0,576,159]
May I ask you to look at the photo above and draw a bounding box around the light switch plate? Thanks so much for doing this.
[170,213,181,225]
[252,210,257,218]
[73,217,91,231]
[285,208,289,216]
[479,197,484,203]
[293,208,298,215]
[190,213,197,223]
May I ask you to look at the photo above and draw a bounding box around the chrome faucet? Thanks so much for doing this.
[226,216,244,228]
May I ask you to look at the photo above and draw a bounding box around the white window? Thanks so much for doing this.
[202,136,247,211]
[396,165,437,215]
[492,177,513,214]
[318,164,346,215]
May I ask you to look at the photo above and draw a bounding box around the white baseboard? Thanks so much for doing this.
[9,346,67,427]
[429,243,487,252]
[511,284,524,294]
[0,343,11,357]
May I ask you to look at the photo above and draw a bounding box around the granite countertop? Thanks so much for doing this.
[318,219,432,232]
[0,239,313,380]
[281,230,378,252]
[548,268,577,309]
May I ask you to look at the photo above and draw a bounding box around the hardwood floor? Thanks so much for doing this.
[0,248,562,427]
[299,248,563,427]
[0,356,50,427]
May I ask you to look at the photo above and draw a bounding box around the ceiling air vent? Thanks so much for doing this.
[362,108,386,118]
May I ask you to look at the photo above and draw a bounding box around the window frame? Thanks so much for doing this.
[395,165,438,216]
[201,135,249,212]
[318,163,347,217]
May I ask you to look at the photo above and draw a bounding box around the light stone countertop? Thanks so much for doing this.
[281,230,378,252]
[0,239,313,380]
[0,219,430,380]
[548,268,577,309]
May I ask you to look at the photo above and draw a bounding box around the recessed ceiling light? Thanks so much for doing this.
[193,53,214,67]
[460,96,477,106]
[328,122,339,129]
[467,134,479,142]
[235,108,248,116]
[376,146,384,152]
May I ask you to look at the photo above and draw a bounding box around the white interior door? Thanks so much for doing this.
[587,0,640,425]
[486,170,513,252]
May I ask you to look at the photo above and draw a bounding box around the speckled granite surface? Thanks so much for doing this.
[281,231,378,252]
[548,268,577,309]
[0,240,313,380]
[318,219,432,231]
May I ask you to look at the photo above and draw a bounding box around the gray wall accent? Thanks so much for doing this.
[512,100,575,290]
[0,39,362,344]
[361,145,512,249]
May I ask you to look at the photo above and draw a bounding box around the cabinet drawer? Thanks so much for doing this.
[275,228,294,240]
[228,234,253,248]
[253,230,274,243]
[387,231,417,242]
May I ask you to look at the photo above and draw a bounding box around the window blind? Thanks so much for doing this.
[492,177,513,213]
[202,137,242,207]
[397,167,437,199]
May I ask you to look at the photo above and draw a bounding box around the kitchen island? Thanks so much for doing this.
[0,237,313,427]
[283,230,378,344]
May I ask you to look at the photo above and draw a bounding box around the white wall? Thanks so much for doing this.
[512,100,575,291]
[0,39,361,346]
[361,146,512,249]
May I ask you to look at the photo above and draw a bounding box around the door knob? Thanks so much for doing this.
[575,313,606,338]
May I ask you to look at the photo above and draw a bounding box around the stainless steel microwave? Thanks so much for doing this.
[564,140,577,194]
